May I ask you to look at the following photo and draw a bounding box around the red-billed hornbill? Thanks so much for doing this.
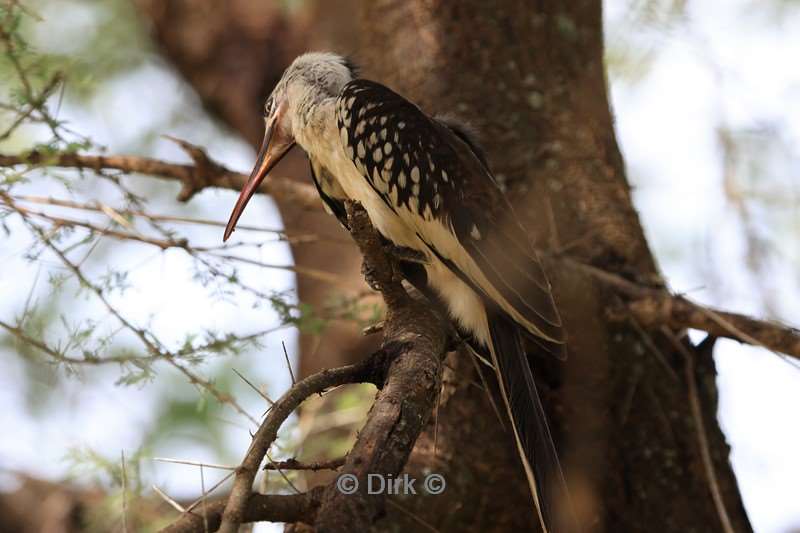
[224,53,574,532]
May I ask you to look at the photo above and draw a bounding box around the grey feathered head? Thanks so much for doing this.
[270,53,356,112]
[224,52,356,241]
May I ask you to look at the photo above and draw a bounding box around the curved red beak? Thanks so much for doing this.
[224,109,294,242]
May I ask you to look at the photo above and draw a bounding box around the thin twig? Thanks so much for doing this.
[626,309,679,382]
[232,368,275,406]
[9,200,191,250]
[386,499,441,533]
[282,340,296,385]
[19,262,41,328]
[0,318,149,366]
[199,466,209,533]
[468,346,506,430]
[433,376,441,459]
[153,485,186,513]
[121,451,129,533]
[661,329,735,533]
[3,194,342,284]
[262,456,346,472]
[12,194,296,236]
[206,252,347,285]
[184,471,236,514]
[619,364,644,427]
[153,458,237,471]
[266,452,301,494]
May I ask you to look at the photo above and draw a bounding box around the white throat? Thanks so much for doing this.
[291,96,339,159]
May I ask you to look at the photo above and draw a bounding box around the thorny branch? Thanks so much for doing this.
[164,204,447,533]
[262,456,347,472]
[0,316,276,370]
[0,193,349,285]
[3,196,262,425]
[215,356,380,533]
[0,142,320,207]
[11,193,325,242]
[577,259,800,360]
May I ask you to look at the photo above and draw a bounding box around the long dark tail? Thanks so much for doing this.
[486,311,576,533]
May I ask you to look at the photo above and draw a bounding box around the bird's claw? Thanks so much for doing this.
[361,260,383,291]
[382,243,427,264]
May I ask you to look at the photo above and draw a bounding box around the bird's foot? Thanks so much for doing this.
[382,243,427,264]
[361,260,383,292]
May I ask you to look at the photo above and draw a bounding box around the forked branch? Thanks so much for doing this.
[164,204,447,533]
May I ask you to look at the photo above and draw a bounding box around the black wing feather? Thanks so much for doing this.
[309,160,348,229]
[337,79,564,349]
[485,313,577,532]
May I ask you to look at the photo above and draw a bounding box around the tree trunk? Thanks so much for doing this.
[358,1,752,532]
[134,1,753,531]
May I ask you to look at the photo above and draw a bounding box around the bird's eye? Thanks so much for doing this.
[263,98,274,118]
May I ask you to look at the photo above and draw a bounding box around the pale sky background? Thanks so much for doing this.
[1,1,799,532]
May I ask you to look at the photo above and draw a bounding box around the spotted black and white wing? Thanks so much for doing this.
[335,79,564,350]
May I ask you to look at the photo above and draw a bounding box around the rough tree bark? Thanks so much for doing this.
[134,1,753,531]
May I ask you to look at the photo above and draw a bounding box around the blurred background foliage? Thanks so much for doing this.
[1,0,799,531]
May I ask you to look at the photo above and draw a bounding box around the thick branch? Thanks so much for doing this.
[0,148,320,208]
[313,203,448,531]
[632,294,800,359]
[161,488,326,533]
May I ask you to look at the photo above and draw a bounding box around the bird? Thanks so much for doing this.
[224,52,575,532]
